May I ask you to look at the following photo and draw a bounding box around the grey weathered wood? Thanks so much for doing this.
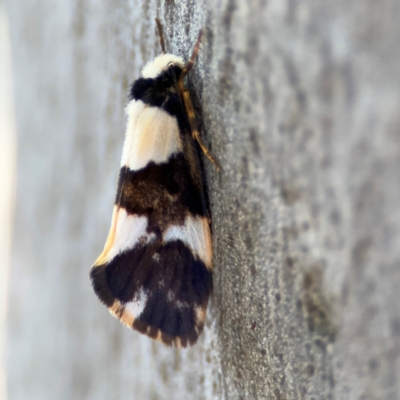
[6,0,400,399]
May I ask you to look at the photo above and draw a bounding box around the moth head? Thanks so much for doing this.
[141,54,185,79]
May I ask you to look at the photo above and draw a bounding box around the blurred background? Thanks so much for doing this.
[0,1,16,398]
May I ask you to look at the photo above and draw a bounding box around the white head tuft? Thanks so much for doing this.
[141,54,185,79]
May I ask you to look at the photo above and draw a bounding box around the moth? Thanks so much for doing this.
[90,19,219,347]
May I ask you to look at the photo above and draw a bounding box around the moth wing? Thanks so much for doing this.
[90,207,212,347]
[91,90,212,347]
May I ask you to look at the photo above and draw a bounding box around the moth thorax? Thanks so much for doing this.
[142,54,185,79]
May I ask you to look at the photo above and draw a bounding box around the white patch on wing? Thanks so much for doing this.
[124,289,148,318]
[106,209,155,262]
[195,305,206,324]
[166,290,189,309]
[141,53,184,79]
[121,100,182,171]
[167,290,175,302]
[121,100,146,167]
[163,216,212,268]
[176,300,189,309]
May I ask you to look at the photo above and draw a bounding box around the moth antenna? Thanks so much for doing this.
[155,18,166,54]
[180,30,203,79]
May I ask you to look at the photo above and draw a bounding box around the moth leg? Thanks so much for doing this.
[180,85,221,170]
[194,130,222,171]
[155,18,166,54]
[178,31,221,171]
